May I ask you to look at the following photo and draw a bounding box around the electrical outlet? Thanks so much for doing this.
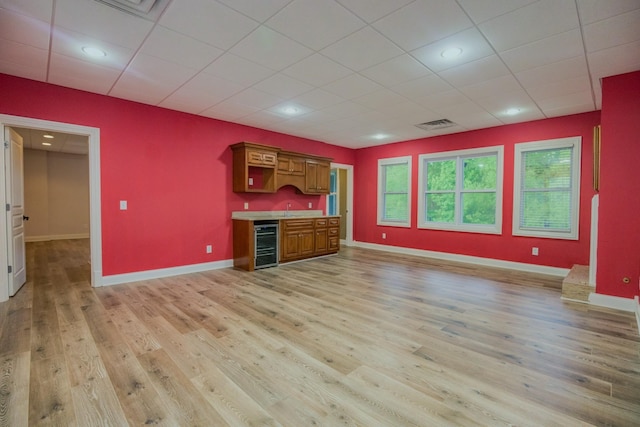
[382,233,386,239]
[119,200,127,210]
[308,202,312,208]
[206,245,212,254]
[248,177,254,186]
[532,247,539,256]
[244,202,249,210]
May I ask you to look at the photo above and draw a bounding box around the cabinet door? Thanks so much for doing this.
[315,228,328,253]
[282,230,301,260]
[316,162,330,192]
[306,162,318,191]
[300,230,315,256]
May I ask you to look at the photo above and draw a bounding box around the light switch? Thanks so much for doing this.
[120,200,127,210]
[244,202,249,210]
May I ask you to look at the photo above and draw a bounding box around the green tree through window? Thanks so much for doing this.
[378,156,411,226]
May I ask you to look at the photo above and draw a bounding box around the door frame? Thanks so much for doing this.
[328,162,354,245]
[0,114,102,302]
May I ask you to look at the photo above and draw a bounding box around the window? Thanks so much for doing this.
[418,146,503,234]
[513,137,581,240]
[378,156,411,227]
[328,169,337,216]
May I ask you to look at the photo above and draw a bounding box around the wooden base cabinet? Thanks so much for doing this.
[280,217,340,263]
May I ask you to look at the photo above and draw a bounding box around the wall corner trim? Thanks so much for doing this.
[588,292,636,312]
[101,259,234,287]
[353,241,570,277]
[635,296,640,336]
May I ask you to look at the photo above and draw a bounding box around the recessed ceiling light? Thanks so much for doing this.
[282,106,299,115]
[43,134,54,139]
[372,133,389,140]
[81,46,107,58]
[505,108,521,116]
[441,47,463,58]
[42,142,52,146]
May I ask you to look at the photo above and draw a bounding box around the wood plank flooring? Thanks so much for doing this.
[1,239,639,426]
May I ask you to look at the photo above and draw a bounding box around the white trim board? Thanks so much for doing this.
[353,241,570,277]
[588,292,636,312]
[635,296,640,336]
[26,234,90,242]
[102,259,234,287]
[0,114,102,302]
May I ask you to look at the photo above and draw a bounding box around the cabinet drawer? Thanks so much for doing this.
[315,218,328,228]
[247,150,277,166]
[328,218,340,227]
[282,219,315,230]
[328,227,339,236]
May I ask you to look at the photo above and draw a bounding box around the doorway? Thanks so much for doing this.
[328,163,354,245]
[0,114,102,303]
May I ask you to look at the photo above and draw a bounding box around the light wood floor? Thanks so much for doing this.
[1,239,639,426]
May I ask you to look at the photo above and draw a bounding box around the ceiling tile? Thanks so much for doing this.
[282,54,352,86]
[48,52,120,94]
[320,100,371,119]
[335,0,414,23]
[322,73,382,99]
[473,89,542,120]
[202,53,274,86]
[0,8,50,49]
[360,54,431,87]
[459,74,523,100]
[291,89,345,110]
[392,74,452,99]
[54,0,153,48]
[230,26,312,71]
[110,54,199,105]
[51,27,135,70]
[457,0,538,24]
[235,110,288,128]
[159,72,245,114]
[321,27,403,71]
[587,39,640,80]
[500,29,584,73]
[515,56,588,88]
[215,0,291,22]
[141,26,224,69]
[373,0,472,51]
[536,90,594,112]
[252,73,314,99]
[439,55,510,87]
[265,0,364,50]
[526,75,592,102]
[224,88,284,110]
[543,102,596,119]
[353,88,407,110]
[479,0,579,52]
[0,0,54,22]
[0,38,48,81]
[577,0,640,25]
[201,101,259,121]
[583,9,640,53]
[411,28,495,72]
[160,0,259,50]
[414,89,470,110]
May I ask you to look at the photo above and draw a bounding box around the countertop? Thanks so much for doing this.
[232,210,340,220]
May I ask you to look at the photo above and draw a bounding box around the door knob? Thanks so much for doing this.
[23,215,30,221]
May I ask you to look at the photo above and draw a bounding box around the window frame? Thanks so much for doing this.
[377,156,412,228]
[512,136,581,240]
[417,146,504,234]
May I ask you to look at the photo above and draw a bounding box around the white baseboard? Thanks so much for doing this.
[588,292,636,312]
[353,241,570,277]
[26,233,90,242]
[101,259,234,287]
[635,296,640,334]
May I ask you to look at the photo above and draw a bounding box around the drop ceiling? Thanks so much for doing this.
[1,0,639,149]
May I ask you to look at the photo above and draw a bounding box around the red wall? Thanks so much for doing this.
[0,74,354,276]
[597,71,640,299]
[354,112,600,269]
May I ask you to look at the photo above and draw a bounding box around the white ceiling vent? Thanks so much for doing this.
[94,0,170,20]
[415,119,457,131]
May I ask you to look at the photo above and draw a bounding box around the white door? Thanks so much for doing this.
[5,127,26,295]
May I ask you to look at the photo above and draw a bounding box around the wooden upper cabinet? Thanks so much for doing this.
[231,142,332,194]
[231,142,279,193]
[277,154,305,176]
[305,160,330,194]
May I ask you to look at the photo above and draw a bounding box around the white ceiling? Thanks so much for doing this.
[12,127,89,155]
[1,0,639,149]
